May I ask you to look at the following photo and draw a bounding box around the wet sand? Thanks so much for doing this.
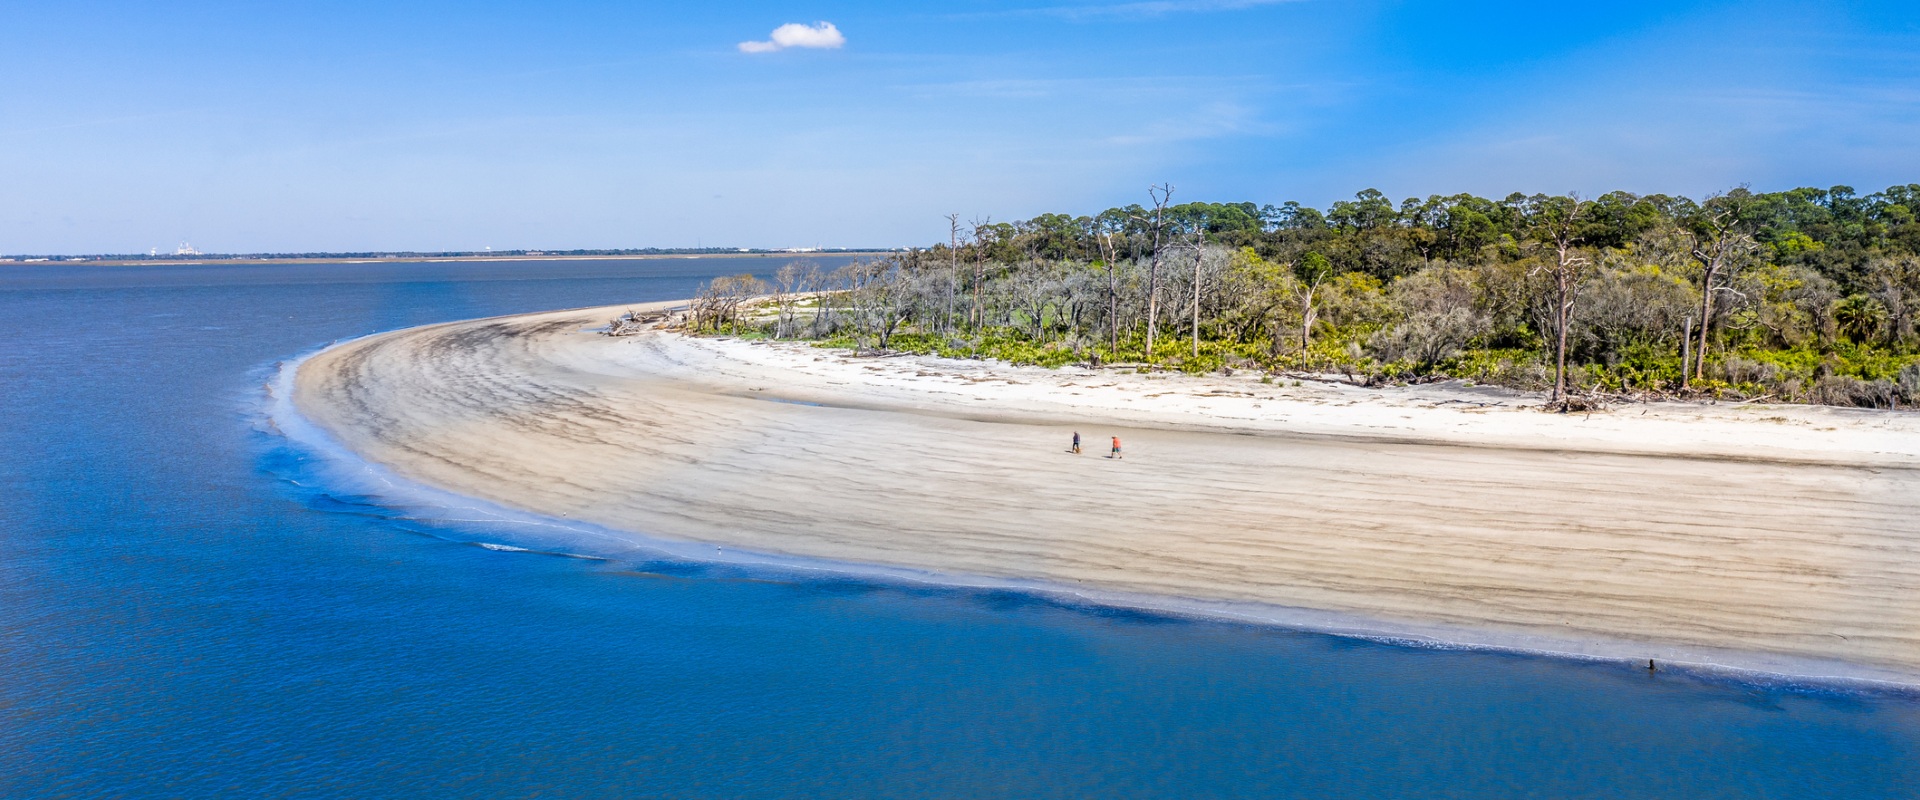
[292,303,1920,684]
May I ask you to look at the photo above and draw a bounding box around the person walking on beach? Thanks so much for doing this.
[1072,431,1081,454]
[1110,436,1123,459]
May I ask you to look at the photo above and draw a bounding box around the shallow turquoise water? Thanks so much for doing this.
[2,259,1917,798]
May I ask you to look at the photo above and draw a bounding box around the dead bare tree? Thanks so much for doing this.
[692,273,769,332]
[1868,255,1920,345]
[1294,252,1331,351]
[1008,260,1063,342]
[945,213,961,335]
[1139,184,1173,359]
[1186,231,1209,358]
[1525,194,1594,406]
[1685,193,1761,385]
[772,261,817,339]
[968,216,992,333]
[808,268,850,338]
[844,257,917,351]
[1096,232,1122,354]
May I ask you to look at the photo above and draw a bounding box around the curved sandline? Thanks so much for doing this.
[284,303,1920,688]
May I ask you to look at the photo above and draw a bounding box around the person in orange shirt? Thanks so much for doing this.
[1110,436,1122,459]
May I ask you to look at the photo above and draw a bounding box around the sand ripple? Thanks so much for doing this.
[294,304,1920,683]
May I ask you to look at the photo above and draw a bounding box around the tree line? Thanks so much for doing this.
[689,183,1920,409]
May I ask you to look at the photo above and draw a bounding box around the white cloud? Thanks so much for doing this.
[738,22,846,54]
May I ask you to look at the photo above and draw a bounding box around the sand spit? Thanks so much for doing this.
[293,303,1920,684]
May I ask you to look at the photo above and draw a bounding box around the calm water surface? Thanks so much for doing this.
[2,258,1917,799]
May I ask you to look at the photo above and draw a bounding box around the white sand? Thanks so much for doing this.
[293,303,1920,684]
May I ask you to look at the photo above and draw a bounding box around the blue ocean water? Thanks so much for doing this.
[2,258,1917,799]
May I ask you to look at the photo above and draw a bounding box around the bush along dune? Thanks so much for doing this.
[691,184,1920,411]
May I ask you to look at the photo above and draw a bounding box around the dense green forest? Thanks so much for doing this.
[691,184,1920,409]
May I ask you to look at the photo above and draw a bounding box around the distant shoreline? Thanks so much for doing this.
[0,251,893,268]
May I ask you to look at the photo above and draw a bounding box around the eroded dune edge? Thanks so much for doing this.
[290,302,1920,687]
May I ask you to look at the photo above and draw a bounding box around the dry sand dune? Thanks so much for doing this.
[293,303,1920,684]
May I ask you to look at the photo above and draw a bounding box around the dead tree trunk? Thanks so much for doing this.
[1551,249,1581,403]
[946,213,960,336]
[1190,238,1205,359]
[969,217,990,333]
[1296,274,1321,351]
[1527,195,1592,407]
[1142,184,1172,360]
[1686,200,1758,384]
[1098,232,1121,355]
[1692,245,1723,384]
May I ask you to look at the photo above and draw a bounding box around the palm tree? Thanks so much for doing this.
[1833,294,1889,344]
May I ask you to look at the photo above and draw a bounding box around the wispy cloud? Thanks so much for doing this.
[0,110,195,138]
[1103,100,1268,146]
[738,22,847,54]
[974,0,1304,21]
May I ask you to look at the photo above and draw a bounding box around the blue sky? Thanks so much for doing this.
[6,0,1919,253]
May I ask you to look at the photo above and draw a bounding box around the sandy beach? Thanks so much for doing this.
[291,302,1920,684]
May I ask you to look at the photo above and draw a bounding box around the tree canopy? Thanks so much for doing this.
[702,183,1920,410]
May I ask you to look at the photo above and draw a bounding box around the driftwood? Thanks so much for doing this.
[604,308,676,337]
[1554,392,1609,413]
